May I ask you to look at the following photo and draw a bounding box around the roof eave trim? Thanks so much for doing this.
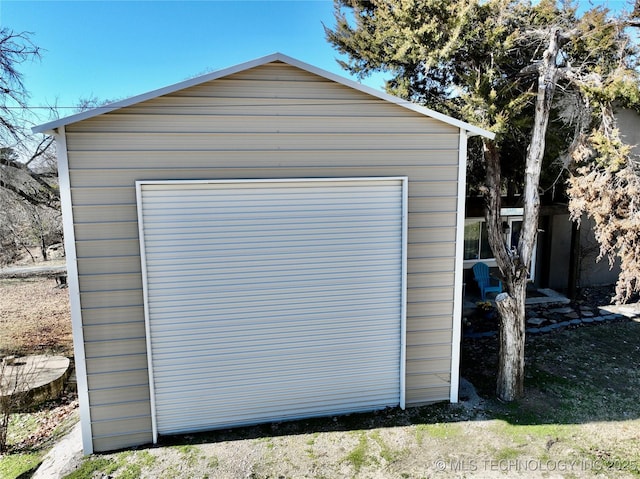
[32,53,286,134]
[32,52,495,139]
[280,55,494,139]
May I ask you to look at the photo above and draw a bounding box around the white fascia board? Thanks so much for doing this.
[31,53,284,134]
[32,52,494,139]
[280,55,494,139]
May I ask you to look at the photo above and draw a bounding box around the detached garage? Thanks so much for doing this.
[34,53,493,453]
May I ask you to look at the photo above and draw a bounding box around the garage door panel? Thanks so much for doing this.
[138,178,406,437]
[144,224,399,241]
[145,255,398,273]
[146,284,400,308]
[153,361,400,391]
[151,339,400,367]
[155,362,401,393]
[147,294,400,318]
[149,303,400,326]
[150,314,398,337]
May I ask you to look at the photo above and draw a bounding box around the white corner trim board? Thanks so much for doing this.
[55,126,94,454]
[450,132,468,403]
[136,177,408,442]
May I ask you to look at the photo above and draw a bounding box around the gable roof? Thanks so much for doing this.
[33,52,494,139]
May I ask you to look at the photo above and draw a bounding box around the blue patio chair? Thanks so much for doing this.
[472,262,503,300]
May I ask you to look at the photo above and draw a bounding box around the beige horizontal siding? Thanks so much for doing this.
[89,385,150,406]
[407,287,454,304]
[408,243,455,259]
[92,432,154,453]
[407,272,455,288]
[68,150,460,170]
[87,369,150,391]
[84,338,147,358]
[86,354,148,374]
[74,222,139,240]
[409,197,457,213]
[77,258,142,276]
[407,329,452,347]
[406,357,451,375]
[173,78,390,101]
[79,273,141,293]
[83,322,145,341]
[69,114,457,135]
[124,96,428,117]
[219,63,324,82]
[407,343,452,361]
[407,384,451,406]
[66,132,459,151]
[91,417,153,441]
[81,307,144,328]
[409,213,457,229]
[407,302,453,318]
[75,239,140,258]
[65,61,463,449]
[407,257,455,274]
[406,316,454,333]
[72,188,138,206]
[73,205,137,223]
[81,290,143,309]
[90,400,151,422]
[69,166,458,188]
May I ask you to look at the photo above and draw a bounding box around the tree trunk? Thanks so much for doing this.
[41,236,48,261]
[495,279,527,400]
[484,29,563,401]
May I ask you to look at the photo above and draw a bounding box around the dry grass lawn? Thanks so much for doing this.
[0,278,73,357]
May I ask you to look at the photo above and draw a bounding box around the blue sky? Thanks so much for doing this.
[1,0,382,123]
[1,0,634,124]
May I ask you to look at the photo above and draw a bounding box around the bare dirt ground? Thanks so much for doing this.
[0,277,73,357]
[0,276,77,469]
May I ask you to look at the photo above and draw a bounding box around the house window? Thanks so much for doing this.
[463,213,536,280]
[464,220,493,260]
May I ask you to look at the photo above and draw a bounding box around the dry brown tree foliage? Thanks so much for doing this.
[568,132,640,304]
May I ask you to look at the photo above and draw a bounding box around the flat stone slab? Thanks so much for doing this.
[549,307,574,314]
[527,317,545,326]
[1,355,70,410]
[527,289,571,305]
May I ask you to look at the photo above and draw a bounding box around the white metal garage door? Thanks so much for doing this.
[136,178,407,440]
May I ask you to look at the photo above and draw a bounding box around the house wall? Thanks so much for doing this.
[578,215,621,288]
[617,108,640,155]
[64,61,463,451]
[547,214,620,292]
